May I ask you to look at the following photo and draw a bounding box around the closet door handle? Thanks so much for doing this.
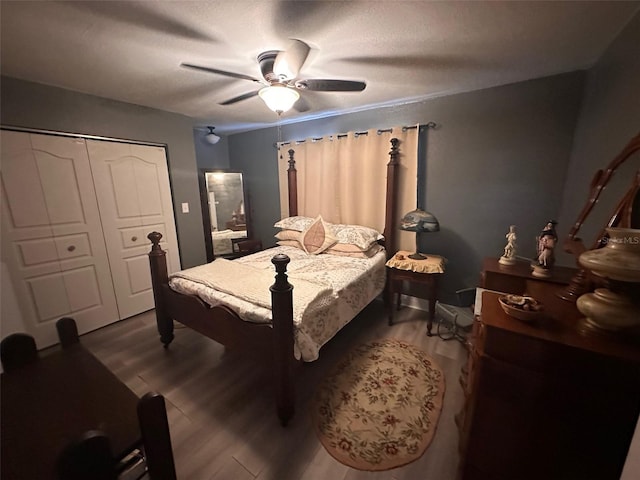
[131,236,138,242]
[67,245,76,252]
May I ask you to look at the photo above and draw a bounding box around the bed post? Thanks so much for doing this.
[147,232,174,347]
[287,149,298,217]
[270,253,295,426]
[384,138,400,259]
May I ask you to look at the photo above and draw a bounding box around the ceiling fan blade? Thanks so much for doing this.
[273,39,310,80]
[219,90,260,106]
[295,79,366,92]
[181,63,262,83]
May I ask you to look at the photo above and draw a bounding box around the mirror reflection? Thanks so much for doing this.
[199,170,250,260]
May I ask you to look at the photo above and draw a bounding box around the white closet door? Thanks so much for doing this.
[86,140,181,319]
[0,130,119,347]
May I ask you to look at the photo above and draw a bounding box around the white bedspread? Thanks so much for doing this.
[171,257,332,324]
[169,245,386,361]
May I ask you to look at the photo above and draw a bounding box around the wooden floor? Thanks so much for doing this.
[81,300,468,480]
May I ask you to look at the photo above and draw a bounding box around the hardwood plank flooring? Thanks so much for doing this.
[80,300,468,480]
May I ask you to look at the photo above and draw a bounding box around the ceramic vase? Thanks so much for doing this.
[578,227,640,282]
[577,227,640,331]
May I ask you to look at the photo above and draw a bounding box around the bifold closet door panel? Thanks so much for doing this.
[0,130,119,347]
[86,140,181,319]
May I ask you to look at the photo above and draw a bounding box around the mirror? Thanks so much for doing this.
[198,169,251,261]
[559,133,639,301]
[564,134,640,259]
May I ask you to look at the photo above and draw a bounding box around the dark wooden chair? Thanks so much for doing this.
[55,430,118,480]
[56,317,80,348]
[55,392,177,480]
[137,392,177,480]
[0,332,38,372]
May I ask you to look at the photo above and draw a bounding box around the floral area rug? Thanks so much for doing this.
[312,339,445,471]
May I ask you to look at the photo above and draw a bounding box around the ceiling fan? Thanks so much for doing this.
[181,39,366,114]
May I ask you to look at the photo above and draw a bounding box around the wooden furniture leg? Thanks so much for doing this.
[56,317,80,348]
[148,232,174,347]
[427,275,438,336]
[271,254,295,426]
[137,392,177,480]
[0,333,38,372]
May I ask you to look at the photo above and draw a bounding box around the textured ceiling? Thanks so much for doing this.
[1,1,638,133]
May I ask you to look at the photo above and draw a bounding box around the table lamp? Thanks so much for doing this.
[399,208,439,260]
[400,122,439,260]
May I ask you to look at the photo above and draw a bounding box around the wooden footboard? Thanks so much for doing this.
[147,232,296,426]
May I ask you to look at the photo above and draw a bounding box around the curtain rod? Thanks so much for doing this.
[277,122,437,147]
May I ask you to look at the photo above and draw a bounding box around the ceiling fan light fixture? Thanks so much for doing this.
[258,85,299,113]
[204,126,220,144]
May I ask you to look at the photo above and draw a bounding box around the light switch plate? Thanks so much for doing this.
[181,202,189,213]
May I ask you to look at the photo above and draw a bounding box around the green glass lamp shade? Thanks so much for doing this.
[400,209,440,233]
[400,208,440,259]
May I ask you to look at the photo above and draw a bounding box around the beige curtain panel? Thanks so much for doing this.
[278,126,418,252]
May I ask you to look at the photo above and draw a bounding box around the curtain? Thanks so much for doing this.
[277,126,418,252]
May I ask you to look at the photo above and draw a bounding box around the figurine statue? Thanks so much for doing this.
[532,220,558,277]
[499,225,518,265]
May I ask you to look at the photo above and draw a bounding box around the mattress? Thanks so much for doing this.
[169,245,386,361]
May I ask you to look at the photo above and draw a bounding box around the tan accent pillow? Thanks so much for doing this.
[275,229,301,242]
[325,243,384,258]
[300,215,337,254]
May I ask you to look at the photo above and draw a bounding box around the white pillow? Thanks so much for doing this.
[276,239,304,250]
[331,223,384,250]
[274,216,315,232]
[324,243,384,258]
[274,229,301,242]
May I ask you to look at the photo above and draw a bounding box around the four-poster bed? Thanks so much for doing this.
[147,138,402,426]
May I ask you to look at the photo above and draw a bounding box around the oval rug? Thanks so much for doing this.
[312,339,445,471]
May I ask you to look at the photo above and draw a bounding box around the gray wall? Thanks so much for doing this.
[555,12,640,267]
[229,72,585,301]
[0,76,206,268]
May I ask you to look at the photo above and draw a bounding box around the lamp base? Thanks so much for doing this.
[408,252,427,260]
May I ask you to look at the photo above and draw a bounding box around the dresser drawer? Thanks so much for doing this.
[462,354,638,480]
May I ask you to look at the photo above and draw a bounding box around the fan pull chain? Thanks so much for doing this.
[277,112,283,160]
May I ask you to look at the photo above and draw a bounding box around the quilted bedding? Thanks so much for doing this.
[169,245,386,361]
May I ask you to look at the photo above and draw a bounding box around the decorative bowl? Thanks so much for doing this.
[498,295,544,322]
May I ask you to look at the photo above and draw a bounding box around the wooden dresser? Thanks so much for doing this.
[457,258,640,480]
